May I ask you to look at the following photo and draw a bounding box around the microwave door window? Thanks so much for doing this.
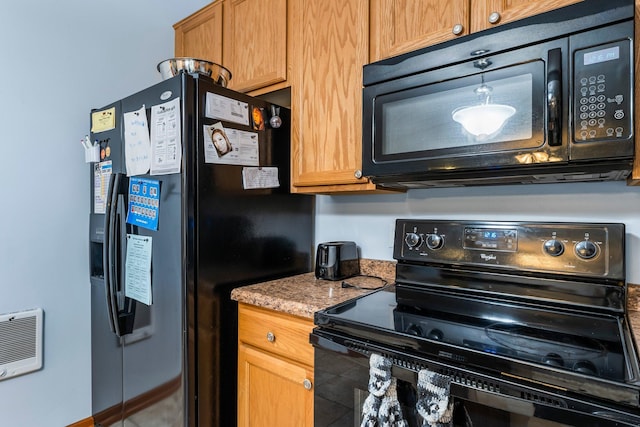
[378,61,545,159]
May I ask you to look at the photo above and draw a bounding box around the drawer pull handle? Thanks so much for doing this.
[266,332,275,342]
[303,379,312,390]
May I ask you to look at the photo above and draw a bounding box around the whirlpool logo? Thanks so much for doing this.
[480,253,497,261]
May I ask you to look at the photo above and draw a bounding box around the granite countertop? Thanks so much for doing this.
[231,259,640,351]
[231,259,396,319]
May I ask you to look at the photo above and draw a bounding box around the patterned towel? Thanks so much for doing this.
[360,353,407,427]
[416,369,454,427]
[378,377,407,427]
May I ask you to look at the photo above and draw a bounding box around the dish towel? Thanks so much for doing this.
[416,369,454,427]
[361,353,408,427]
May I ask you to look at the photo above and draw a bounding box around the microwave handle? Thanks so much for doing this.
[547,48,562,147]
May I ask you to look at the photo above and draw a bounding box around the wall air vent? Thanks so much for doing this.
[0,308,43,381]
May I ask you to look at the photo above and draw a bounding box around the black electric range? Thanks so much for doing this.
[312,220,640,426]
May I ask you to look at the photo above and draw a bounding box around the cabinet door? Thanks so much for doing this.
[174,1,223,64]
[370,0,470,61]
[223,0,288,93]
[470,0,584,33]
[237,343,313,427]
[290,0,377,192]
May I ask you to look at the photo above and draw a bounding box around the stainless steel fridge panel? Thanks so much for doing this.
[90,276,123,416]
[118,78,186,425]
[121,172,184,416]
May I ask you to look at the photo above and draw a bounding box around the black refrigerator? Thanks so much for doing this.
[88,72,314,427]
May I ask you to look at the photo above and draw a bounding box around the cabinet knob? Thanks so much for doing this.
[303,378,313,390]
[452,24,464,35]
[354,169,363,179]
[488,12,501,24]
[266,331,275,342]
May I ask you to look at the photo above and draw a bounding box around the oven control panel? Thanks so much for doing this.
[394,219,625,279]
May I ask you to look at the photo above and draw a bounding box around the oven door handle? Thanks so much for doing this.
[547,48,562,147]
[453,383,535,416]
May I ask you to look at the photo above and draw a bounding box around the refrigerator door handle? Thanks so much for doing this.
[103,172,119,335]
[106,172,137,337]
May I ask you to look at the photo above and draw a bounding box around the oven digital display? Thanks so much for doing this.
[583,46,619,65]
[483,231,500,240]
[464,227,517,251]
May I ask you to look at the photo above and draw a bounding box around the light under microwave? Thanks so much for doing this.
[362,0,635,189]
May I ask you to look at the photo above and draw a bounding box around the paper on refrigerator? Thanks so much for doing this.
[242,167,280,189]
[124,105,151,176]
[93,161,112,214]
[150,97,182,175]
[205,92,250,126]
[125,234,153,305]
[203,122,259,166]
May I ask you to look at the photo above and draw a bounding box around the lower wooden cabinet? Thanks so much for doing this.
[237,303,314,427]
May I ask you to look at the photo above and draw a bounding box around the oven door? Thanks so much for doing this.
[362,38,567,180]
[311,329,640,427]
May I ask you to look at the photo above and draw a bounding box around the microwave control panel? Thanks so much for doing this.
[573,39,632,143]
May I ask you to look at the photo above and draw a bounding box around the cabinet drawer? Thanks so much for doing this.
[238,304,314,366]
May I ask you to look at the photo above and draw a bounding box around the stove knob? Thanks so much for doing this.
[542,353,564,367]
[406,324,424,337]
[575,240,599,260]
[405,233,422,249]
[543,239,564,257]
[573,360,598,376]
[425,234,444,250]
[427,329,443,341]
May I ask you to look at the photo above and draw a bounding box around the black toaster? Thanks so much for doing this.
[315,241,360,280]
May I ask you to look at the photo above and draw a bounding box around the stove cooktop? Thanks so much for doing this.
[315,287,640,407]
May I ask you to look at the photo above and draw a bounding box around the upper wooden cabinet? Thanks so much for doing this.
[370,0,470,61]
[370,0,584,61]
[174,0,290,95]
[470,0,584,33]
[290,0,378,193]
[174,1,223,65]
[223,0,289,94]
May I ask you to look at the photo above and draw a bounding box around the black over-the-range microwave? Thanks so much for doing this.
[362,0,635,189]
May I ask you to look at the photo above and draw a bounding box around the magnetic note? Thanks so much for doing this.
[150,97,182,175]
[242,167,280,189]
[125,234,153,305]
[205,92,250,126]
[91,107,116,133]
[124,105,151,176]
[93,161,112,214]
[126,178,160,231]
[203,122,259,166]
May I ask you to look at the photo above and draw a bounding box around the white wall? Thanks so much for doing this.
[0,1,208,425]
[316,181,640,282]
